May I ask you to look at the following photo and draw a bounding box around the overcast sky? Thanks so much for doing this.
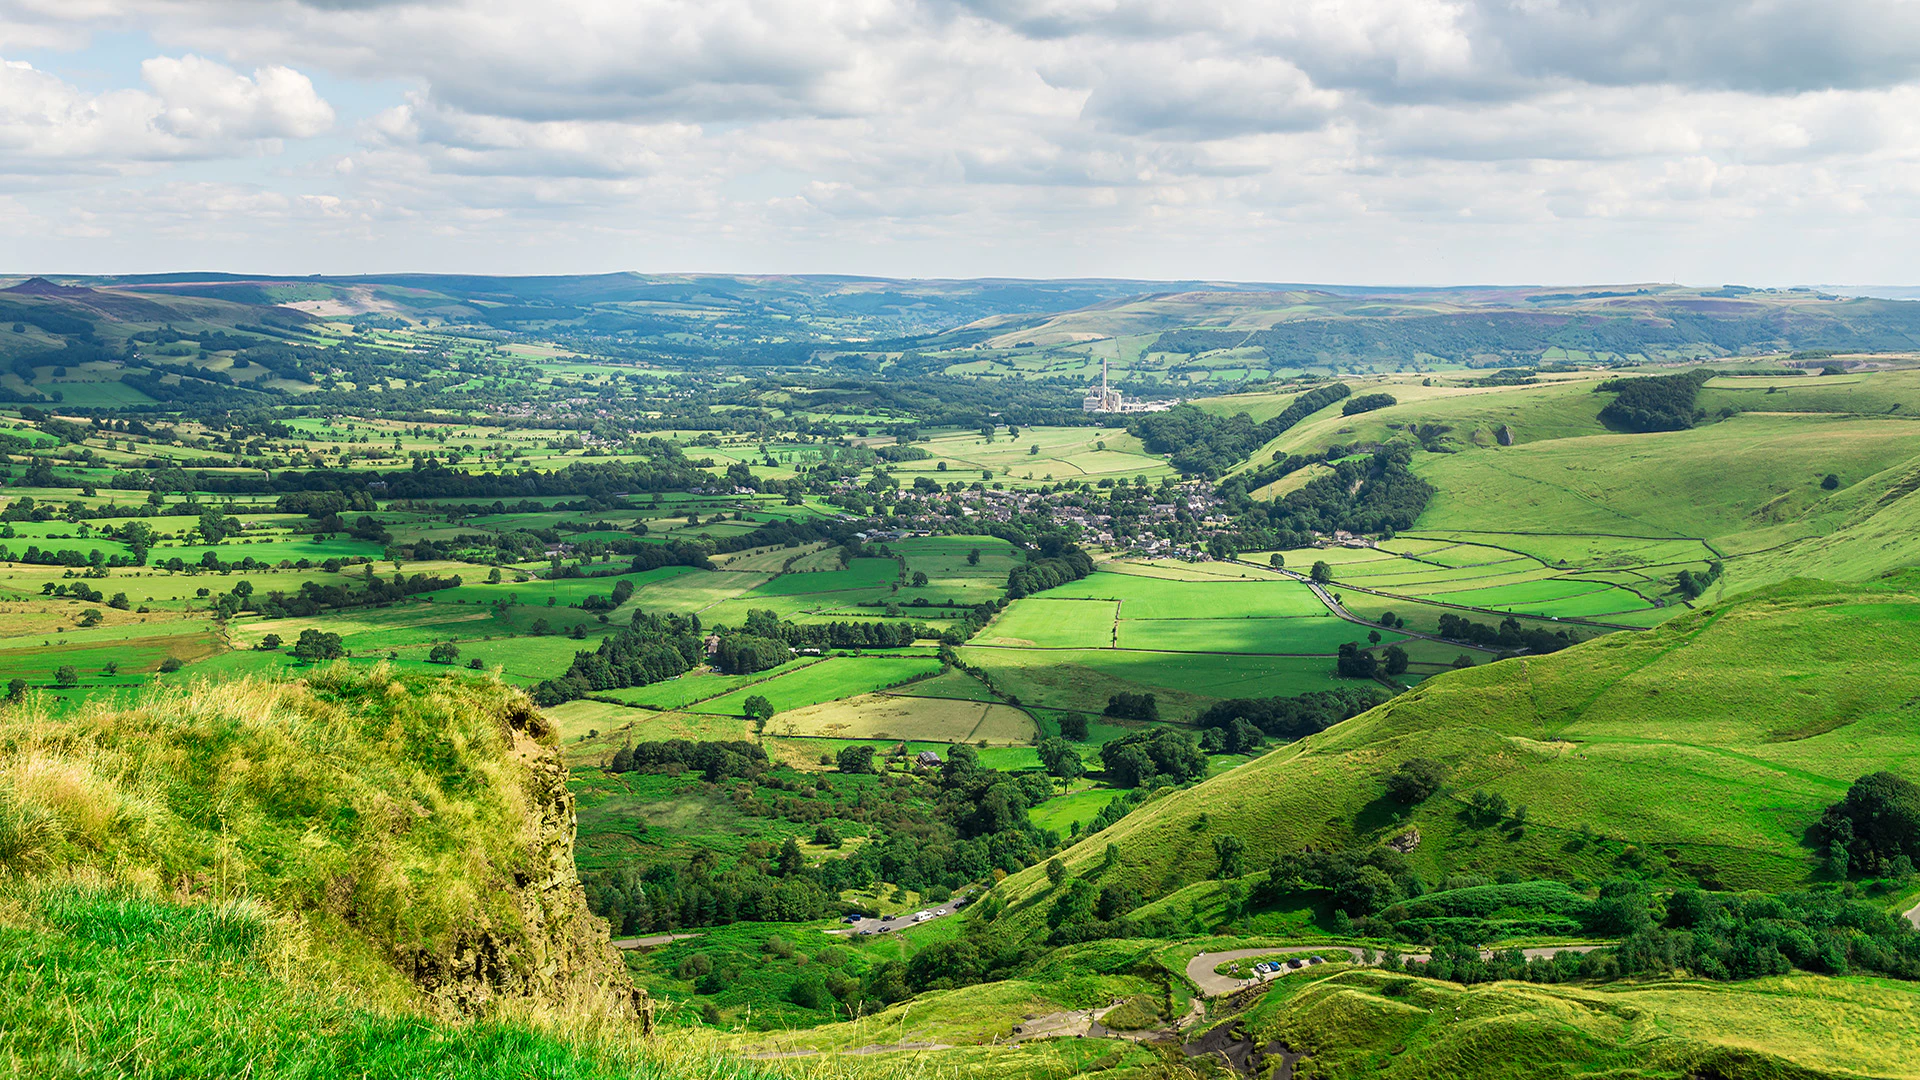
[4,0,1920,284]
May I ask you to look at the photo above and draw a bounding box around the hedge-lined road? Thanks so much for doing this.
[1185,943,1604,997]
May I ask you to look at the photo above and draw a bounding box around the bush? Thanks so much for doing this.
[1342,392,1397,416]
[1386,758,1447,803]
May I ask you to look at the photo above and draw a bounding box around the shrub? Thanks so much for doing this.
[1386,758,1447,803]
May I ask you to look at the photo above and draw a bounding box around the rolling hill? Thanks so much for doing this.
[991,573,1920,924]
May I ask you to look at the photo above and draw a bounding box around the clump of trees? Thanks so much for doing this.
[1342,393,1397,416]
[1103,692,1158,721]
[1437,613,1574,654]
[1596,370,1713,432]
[1097,728,1207,788]
[1675,561,1723,599]
[1005,535,1094,599]
[1385,758,1448,803]
[1194,687,1385,741]
[607,739,768,782]
[1820,772,1920,879]
[1128,384,1352,476]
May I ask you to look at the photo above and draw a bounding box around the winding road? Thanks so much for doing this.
[1184,943,1604,998]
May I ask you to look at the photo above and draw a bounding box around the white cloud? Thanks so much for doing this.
[5,0,1920,279]
[0,52,332,174]
[141,54,333,139]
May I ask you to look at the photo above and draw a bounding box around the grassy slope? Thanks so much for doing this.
[0,884,810,1080]
[1244,967,1920,1080]
[0,667,779,1079]
[991,575,1920,923]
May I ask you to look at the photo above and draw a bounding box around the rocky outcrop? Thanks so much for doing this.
[405,699,646,1023]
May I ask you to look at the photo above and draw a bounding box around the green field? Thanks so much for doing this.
[690,655,942,715]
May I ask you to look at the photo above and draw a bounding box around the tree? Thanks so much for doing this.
[1451,653,1476,669]
[1058,712,1089,741]
[292,628,346,662]
[107,592,130,610]
[428,642,460,664]
[1045,858,1067,887]
[1269,553,1285,568]
[1821,772,1920,876]
[1386,758,1447,803]
[1310,560,1333,584]
[967,548,981,566]
[1036,737,1086,788]
[1468,789,1511,824]
[1336,641,1378,679]
[1213,834,1247,879]
[1822,473,1840,490]
[257,633,282,650]
[3,678,23,701]
[1382,644,1409,676]
[53,665,78,687]
[101,661,117,676]
[911,571,929,588]
[777,837,805,876]
[743,694,776,726]
[159,657,184,673]
[836,744,876,774]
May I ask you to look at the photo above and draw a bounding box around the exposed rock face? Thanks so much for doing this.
[406,700,644,1022]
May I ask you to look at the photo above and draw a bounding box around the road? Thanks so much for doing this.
[1237,558,1652,637]
[831,898,972,938]
[1905,899,1920,930]
[611,932,701,950]
[1185,943,1604,998]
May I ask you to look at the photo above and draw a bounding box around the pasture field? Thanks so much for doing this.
[885,668,1002,702]
[1114,616,1397,655]
[547,699,752,745]
[958,645,1346,718]
[597,657,819,710]
[974,598,1116,648]
[1040,571,1327,619]
[763,693,1036,743]
[881,425,1174,487]
[744,557,899,596]
[1420,577,1654,616]
[1099,557,1292,582]
[689,655,942,716]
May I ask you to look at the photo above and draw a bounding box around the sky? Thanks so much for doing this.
[4,0,1920,284]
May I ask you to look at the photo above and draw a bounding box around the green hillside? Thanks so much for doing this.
[994,573,1920,918]
[0,666,840,1079]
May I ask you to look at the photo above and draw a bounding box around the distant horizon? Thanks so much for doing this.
[6,271,1918,299]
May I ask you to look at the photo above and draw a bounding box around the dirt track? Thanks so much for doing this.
[1185,943,1603,997]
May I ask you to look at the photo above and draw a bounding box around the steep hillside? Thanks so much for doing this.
[990,574,1920,924]
[0,667,740,1076]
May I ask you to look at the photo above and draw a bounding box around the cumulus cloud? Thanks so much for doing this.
[0,52,332,174]
[5,0,1920,278]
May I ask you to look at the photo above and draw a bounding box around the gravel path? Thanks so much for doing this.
[1185,943,1603,997]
